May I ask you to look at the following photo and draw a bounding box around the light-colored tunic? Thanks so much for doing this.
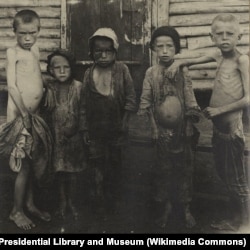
[50,79,86,173]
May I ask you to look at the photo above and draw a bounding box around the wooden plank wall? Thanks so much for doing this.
[168,0,249,90]
[0,0,62,121]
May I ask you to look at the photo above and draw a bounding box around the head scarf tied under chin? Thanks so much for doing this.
[88,28,119,59]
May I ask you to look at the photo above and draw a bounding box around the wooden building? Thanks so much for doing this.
[0,0,249,133]
[0,1,249,232]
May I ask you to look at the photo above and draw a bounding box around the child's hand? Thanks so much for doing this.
[83,131,90,145]
[158,130,174,146]
[186,107,203,123]
[203,107,221,119]
[166,61,181,79]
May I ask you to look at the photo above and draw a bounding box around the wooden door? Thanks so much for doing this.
[66,0,151,101]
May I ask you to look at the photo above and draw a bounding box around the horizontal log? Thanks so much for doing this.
[192,79,214,90]
[0,0,61,7]
[0,28,60,38]
[169,13,249,27]
[170,0,248,3]
[174,58,218,70]
[188,34,249,50]
[0,38,60,51]
[170,2,249,15]
[0,7,60,18]
[189,62,217,70]
[0,51,52,61]
[0,18,61,29]
[189,69,216,79]
[176,45,249,58]
[176,23,249,37]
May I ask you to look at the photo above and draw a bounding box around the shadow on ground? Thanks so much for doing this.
[0,141,248,234]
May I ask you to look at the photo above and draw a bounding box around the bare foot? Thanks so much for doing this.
[155,202,172,228]
[185,211,196,228]
[238,223,250,233]
[68,203,79,220]
[211,220,238,231]
[9,211,35,230]
[55,203,67,220]
[27,206,51,222]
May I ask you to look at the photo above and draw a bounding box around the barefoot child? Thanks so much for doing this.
[138,26,201,229]
[167,14,250,232]
[0,10,53,230]
[46,50,86,220]
[80,28,137,218]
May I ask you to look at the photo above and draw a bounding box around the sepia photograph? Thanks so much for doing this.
[0,0,249,235]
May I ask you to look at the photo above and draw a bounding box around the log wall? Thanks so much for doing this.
[0,0,62,120]
[168,0,249,90]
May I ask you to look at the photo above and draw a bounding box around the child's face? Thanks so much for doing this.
[154,36,176,64]
[50,55,71,83]
[211,21,240,53]
[93,38,116,67]
[15,20,40,50]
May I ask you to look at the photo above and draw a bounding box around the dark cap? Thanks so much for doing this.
[150,26,181,54]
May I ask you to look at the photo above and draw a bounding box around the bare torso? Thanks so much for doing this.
[210,53,243,133]
[93,66,113,96]
[7,45,43,121]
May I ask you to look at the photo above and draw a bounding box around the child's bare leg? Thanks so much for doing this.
[66,173,79,220]
[239,200,250,233]
[26,177,51,222]
[156,200,172,228]
[184,204,196,228]
[9,160,35,230]
[55,172,67,219]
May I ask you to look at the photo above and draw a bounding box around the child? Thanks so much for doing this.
[138,26,201,229]
[80,28,137,217]
[46,50,86,220]
[167,14,250,232]
[0,10,53,230]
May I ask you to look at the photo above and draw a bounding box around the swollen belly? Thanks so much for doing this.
[155,95,182,128]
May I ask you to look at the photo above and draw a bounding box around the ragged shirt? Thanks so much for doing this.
[139,64,199,152]
[79,61,137,140]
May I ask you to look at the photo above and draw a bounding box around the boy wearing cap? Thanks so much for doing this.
[138,26,201,229]
[80,28,137,218]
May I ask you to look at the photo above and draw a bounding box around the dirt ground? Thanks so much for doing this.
[0,112,249,234]
[0,142,249,234]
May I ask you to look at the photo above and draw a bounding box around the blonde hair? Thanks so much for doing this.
[211,14,240,33]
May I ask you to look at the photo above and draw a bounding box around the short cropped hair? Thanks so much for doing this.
[13,9,40,32]
[211,14,240,32]
[47,50,76,78]
[150,26,181,54]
